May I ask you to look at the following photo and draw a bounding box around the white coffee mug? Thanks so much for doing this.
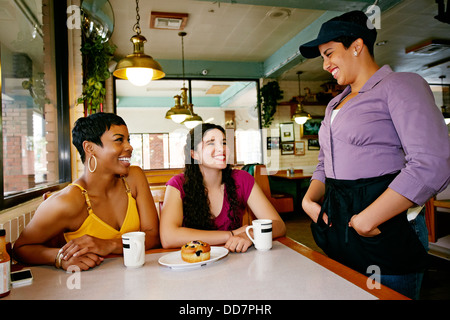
[122,231,145,268]
[245,219,272,251]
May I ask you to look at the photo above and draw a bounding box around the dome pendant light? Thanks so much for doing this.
[166,32,202,125]
[179,32,202,127]
[168,87,192,123]
[292,104,311,125]
[113,0,165,86]
[291,71,311,125]
[165,92,191,123]
[184,103,203,128]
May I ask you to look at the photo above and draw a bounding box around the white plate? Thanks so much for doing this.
[158,246,229,270]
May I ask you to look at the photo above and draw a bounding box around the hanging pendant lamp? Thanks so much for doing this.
[184,103,203,128]
[180,38,203,126]
[291,71,311,125]
[113,0,165,86]
[292,103,311,125]
[165,94,180,120]
[166,87,192,123]
[166,31,202,125]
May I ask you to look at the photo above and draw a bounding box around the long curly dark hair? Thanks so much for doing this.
[182,123,243,230]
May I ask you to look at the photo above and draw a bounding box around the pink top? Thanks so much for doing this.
[167,170,255,230]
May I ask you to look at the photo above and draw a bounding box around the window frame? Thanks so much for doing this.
[115,77,263,168]
[0,0,71,210]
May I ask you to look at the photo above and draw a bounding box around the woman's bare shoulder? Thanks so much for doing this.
[38,185,86,219]
[123,166,148,192]
[127,165,146,180]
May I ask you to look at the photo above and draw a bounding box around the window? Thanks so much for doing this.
[236,129,262,164]
[1,0,70,209]
[117,79,262,169]
[130,132,186,169]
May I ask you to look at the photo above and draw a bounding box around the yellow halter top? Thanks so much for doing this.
[64,177,140,242]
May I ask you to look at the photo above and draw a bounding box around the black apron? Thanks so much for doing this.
[311,172,428,275]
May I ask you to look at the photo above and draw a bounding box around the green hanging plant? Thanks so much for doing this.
[259,81,283,128]
[77,35,116,116]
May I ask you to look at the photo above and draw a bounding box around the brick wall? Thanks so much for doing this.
[149,134,165,169]
[2,99,34,193]
[0,0,84,243]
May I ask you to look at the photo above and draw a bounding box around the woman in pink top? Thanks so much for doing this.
[160,123,285,252]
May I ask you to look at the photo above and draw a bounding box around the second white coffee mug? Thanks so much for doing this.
[122,231,145,268]
[245,219,272,251]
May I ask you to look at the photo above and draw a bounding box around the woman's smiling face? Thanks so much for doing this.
[319,40,356,86]
[192,128,228,169]
[94,124,133,175]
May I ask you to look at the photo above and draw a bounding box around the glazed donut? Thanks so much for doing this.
[181,240,211,263]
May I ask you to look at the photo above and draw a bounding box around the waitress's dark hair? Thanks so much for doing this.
[182,123,243,230]
[72,112,126,163]
[331,10,377,57]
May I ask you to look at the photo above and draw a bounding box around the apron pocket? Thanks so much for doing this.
[356,215,428,274]
[311,219,329,253]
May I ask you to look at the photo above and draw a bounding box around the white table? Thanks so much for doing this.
[4,237,407,300]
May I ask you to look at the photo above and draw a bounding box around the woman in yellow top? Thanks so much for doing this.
[13,113,160,271]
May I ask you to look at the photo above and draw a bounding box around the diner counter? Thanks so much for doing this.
[4,237,407,300]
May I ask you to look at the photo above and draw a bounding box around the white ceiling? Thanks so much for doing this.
[110,0,323,63]
[108,0,450,87]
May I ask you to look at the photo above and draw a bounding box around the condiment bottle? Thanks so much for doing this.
[0,229,11,298]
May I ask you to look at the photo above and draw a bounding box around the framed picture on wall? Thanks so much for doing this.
[308,138,320,150]
[280,122,294,142]
[281,142,295,155]
[294,141,305,156]
[267,137,280,150]
[301,118,323,138]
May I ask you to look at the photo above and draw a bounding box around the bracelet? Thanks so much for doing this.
[230,230,234,237]
[55,249,63,269]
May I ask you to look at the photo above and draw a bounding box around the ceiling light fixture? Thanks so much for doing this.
[166,32,201,125]
[266,8,291,19]
[179,32,203,127]
[185,103,203,128]
[150,11,188,30]
[165,88,191,123]
[405,39,450,56]
[291,71,311,125]
[113,0,165,86]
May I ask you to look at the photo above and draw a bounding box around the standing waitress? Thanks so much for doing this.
[300,11,450,299]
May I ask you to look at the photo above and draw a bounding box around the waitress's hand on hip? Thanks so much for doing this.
[349,214,381,237]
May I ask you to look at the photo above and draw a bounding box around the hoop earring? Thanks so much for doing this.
[88,155,97,173]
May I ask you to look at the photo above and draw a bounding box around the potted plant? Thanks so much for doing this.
[77,35,116,116]
[259,81,283,127]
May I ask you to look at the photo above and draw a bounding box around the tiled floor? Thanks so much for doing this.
[282,212,450,300]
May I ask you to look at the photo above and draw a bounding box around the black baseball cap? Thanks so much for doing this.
[299,11,377,59]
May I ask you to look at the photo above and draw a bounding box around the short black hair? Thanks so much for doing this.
[72,112,127,163]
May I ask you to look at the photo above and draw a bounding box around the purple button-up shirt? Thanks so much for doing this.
[312,65,450,205]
